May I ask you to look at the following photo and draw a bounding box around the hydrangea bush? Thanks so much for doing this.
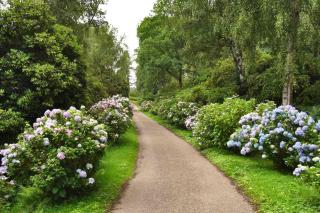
[167,101,199,128]
[140,100,153,112]
[0,107,108,199]
[227,101,276,153]
[90,95,132,142]
[228,105,320,176]
[156,99,176,119]
[185,115,197,130]
[193,98,255,149]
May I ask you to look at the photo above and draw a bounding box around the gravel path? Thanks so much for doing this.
[111,110,255,213]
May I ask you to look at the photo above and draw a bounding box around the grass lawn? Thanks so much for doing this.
[8,126,139,213]
[144,112,320,213]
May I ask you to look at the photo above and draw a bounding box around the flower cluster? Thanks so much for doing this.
[185,115,197,130]
[90,95,132,142]
[140,100,153,112]
[228,105,320,177]
[0,106,109,199]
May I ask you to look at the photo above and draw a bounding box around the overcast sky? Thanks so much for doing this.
[103,0,156,57]
[103,0,156,86]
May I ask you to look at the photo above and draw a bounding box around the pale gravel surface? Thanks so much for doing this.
[111,109,255,213]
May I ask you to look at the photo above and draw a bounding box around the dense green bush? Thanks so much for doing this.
[0,109,25,145]
[300,162,320,188]
[0,179,16,206]
[193,98,256,149]
[0,107,108,200]
[0,0,85,120]
[156,99,176,119]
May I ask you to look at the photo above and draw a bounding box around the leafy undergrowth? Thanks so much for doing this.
[144,112,320,213]
[8,126,138,213]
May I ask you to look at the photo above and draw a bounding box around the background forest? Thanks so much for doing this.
[136,0,320,109]
[0,0,130,143]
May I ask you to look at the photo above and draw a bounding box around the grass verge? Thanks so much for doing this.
[143,112,320,213]
[8,126,138,213]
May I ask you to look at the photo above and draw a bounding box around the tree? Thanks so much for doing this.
[81,24,131,104]
[0,0,85,120]
[44,0,107,27]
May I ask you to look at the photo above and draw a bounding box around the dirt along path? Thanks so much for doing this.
[111,109,255,213]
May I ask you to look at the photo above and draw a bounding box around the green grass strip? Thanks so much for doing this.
[143,112,320,213]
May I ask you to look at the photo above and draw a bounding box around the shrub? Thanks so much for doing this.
[0,179,17,206]
[299,162,320,188]
[167,101,199,128]
[89,95,132,142]
[150,103,160,115]
[140,100,153,112]
[0,1,86,120]
[0,109,25,145]
[228,105,320,172]
[193,98,255,149]
[0,107,108,199]
[156,99,176,119]
[227,101,276,153]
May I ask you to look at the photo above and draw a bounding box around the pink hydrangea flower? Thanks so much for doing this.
[63,111,71,118]
[57,152,65,160]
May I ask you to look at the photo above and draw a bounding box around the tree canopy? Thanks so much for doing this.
[137,0,320,106]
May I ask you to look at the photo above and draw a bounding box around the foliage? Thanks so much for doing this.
[0,107,108,200]
[140,100,153,112]
[136,15,185,97]
[81,26,130,105]
[0,180,17,207]
[0,0,86,120]
[300,162,320,188]
[137,0,320,106]
[193,98,256,149]
[89,95,133,142]
[44,0,106,27]
[0,109,25,145]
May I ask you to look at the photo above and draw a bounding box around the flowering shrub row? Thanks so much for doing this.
[140,96,319,183]
[143,99,199,129]
[228,104,320,182]
[0,95,132,201]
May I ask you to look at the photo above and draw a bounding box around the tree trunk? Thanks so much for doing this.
[228,39,245,95]
[178,70,183,88]
[282,0,301,105]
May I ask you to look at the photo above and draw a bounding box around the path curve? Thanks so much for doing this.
[112,110,254,213]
